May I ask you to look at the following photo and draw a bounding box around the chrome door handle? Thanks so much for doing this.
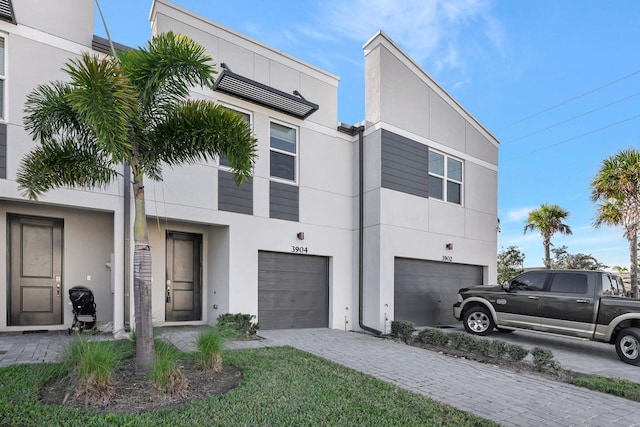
[56,283,61,297]
[527,296,539,300]
[576,299,590,303]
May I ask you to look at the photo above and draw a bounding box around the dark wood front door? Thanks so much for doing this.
[9,215,63,326]
[165,232,202,322]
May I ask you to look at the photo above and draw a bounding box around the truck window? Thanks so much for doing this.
[548,273,588,294]
[510,271,547,291]
[601,273,616,296]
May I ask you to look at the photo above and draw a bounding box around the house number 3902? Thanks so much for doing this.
[292,246,309,254]
[442,255,453,262]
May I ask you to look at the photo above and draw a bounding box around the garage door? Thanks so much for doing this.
[258,251,329,330]
[394,258,483,326]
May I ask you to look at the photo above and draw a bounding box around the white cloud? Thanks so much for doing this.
[502,206,535,223]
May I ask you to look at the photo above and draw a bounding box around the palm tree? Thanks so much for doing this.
[591,148,640,298]
[523,203,573,268]
[18,32,257,374]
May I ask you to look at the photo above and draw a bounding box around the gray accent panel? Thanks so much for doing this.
[218,170,253,215]
[394,258,483,326]
[270,181,299,222]
[0,123,6,179]
[381,129,429,198]
[258,251,329,330]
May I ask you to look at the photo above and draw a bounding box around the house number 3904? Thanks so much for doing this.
[292,246,308,254]
[442,255,453,262]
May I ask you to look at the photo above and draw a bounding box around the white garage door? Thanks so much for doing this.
[258,251,329,330]
[394,258,483,326]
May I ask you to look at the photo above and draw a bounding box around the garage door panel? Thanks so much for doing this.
[258,251,329,330]
[395,258,483,326]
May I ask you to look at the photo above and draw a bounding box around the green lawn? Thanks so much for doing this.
[0,346,497,426]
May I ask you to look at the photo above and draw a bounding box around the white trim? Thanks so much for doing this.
[151,0,339,87]
[269,119,299,185]
[368,121,498,172]
[0,20,91,57]
[364,31,499,147]
[0,31,6,123]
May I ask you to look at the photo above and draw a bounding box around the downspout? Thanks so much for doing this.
[338,123,381,335]
[124,161,131,330]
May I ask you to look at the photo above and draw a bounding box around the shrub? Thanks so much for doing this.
[488,339,507,358]
[531,347,560,371]
[63,338,130,400]
[447,331,471,349]
[216,313,259,338]
[390,320,415,343]
[506,344,528,361]
[474,339,492,357]
[417,328,450,347]
[198,327,224,371]
[150,340,187,396]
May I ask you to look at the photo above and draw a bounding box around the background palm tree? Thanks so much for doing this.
[591,148,640,298]
[523,203,573,268]
[18,32,257,374]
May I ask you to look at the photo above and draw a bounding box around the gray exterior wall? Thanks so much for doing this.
[270,181,299,222]
[218,170,253,215]
[381,129,429,198]
[0,124,5,179]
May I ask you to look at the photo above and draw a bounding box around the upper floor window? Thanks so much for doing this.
[428,150,462,204]
[270,122,297,183]
[219,107,251,168]
[0,36,5,120]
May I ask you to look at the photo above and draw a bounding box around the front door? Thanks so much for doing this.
[165,232,202,321]
[9,215,63,326]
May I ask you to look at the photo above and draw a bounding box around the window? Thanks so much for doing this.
[0,36,5,120]
[510,271,547,291]
[548,273,588,294]
[219,108,251,168]
[270,122,297,182]
[428,150,462,204]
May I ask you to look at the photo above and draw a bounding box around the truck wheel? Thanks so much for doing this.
[615,328,640,365]
[463,306,494,336]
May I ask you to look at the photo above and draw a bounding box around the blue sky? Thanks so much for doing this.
[95,0,640,271]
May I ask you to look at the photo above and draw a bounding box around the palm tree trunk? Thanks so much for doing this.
[631,232,638,298]
[543,239,551,269]
[133,175,154,375]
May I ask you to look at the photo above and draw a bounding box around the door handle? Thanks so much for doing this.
[576,299,590,304]
[56,283,61,297]
[527,296,539,300]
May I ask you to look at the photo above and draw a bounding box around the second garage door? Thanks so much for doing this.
[394,258,483,326]
[258,251,329,330]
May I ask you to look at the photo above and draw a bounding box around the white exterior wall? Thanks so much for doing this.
[362,32,499,331]
[146,0,354,329]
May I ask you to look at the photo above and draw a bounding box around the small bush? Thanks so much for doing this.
[474,339,492,357]
[63,338,130,400]
[531,347,560,371]
[506,344,528,361]
[390,320,415,343]
[198,327,224,371]
[488,339,507,358]
[150,340,187,396]
[448,331,471,349]
[216,313,259,338]
[417,328,450,347]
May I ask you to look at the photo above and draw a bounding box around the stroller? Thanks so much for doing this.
[68,286,97,334]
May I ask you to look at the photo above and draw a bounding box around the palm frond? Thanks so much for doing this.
[119,32,217,121]
[17,138,119,200]
[148,100,257,184]
[23,81,88,141]
[64,53,140,161]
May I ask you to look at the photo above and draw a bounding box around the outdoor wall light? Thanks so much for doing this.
[297,232,305,240]
[446,243,454,250]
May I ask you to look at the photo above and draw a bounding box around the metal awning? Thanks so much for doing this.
[214,66,319,119]
[0,0,15,24]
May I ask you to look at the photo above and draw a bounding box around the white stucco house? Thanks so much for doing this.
[0,0,498,335]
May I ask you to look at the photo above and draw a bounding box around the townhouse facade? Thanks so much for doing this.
[0,0,498,335]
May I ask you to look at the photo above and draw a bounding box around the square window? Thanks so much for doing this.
[270,151,295,181]
[428,149,463,205]
[270,122,296,154]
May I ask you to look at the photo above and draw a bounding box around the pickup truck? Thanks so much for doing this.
[452,269,640,365]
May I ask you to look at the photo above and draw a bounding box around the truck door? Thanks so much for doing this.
[538,271,595,338]
[497,271,548,329]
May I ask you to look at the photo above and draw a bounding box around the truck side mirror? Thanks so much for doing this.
[502,281,511,291]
